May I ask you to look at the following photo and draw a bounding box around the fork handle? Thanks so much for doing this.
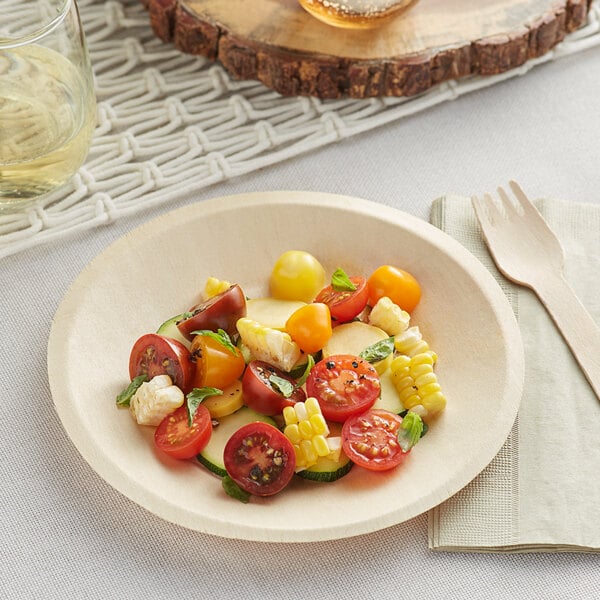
[534,272,600,401]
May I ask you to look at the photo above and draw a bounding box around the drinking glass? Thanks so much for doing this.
[298,0,419,29]
[0,0,96,212]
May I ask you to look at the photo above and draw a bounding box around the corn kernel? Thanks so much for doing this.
[203,277,232,299]
[293,445,306,468]
[415,372,438,388]
[313,435,330,457]
[309,413,329,436]
[284,423,301,444]
[283,405,298,425]
[294,402,308,422]
[298,419,314,439]
[301,439,317,464]
[305,396,321,416]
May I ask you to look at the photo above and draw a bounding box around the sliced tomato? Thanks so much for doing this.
[223,422,296,496]
[189,332,245,389]
[129,333,195,393]
[177,284,246,340]
[342,409,408,471]
[305,354,380,423]
[242,360,306,416]
[314,276,369,323]
[154,405,212,460]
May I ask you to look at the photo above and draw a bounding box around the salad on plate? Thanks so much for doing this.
[115,250,447,503]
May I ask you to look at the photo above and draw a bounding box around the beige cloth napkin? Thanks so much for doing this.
[428,194,600,553]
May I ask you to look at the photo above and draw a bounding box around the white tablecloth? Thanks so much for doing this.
[2,5,600,598]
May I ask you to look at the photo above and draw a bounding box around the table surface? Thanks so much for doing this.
[2,9,600,599]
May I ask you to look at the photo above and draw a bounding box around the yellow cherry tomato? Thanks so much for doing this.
[367,265,422,313]
[285,303,333,354]
[190,333,245,389]
[269,250,326,303]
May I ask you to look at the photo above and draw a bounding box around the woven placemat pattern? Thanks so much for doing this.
[1,0,599,260]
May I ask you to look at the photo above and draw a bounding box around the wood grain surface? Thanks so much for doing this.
[140,0,592,98]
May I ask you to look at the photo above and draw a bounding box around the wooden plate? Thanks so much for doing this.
[140,0,591,97]
[48,191,524,542]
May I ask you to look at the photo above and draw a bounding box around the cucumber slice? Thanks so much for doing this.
[296,452,353,482]
[156,313,190,349]
[197,407,276,477]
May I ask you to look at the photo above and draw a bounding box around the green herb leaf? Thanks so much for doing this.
[190,329,237,354]
[397,411,424,452]
[294,354,315,388]
[180,311,194,320]
[186,387,222,426]
[269,374,295,398]
[360,337,395,363]
[115,374,148,407]
[331,268,356,292]
[222,475,250,503]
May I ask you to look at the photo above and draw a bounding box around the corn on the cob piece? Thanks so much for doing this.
[368,296,410,336]
[203,277,232,299]
[283,397,340,470]
[236,317,301,372]
[394,326,437,361]
[129,374,184,426]
[390,353,446,419]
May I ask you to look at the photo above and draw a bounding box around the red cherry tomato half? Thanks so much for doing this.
[305,354,380,423]
[342,409,408,471]
[242,360,306,416]
[129,333,195,393]
[177,284,246,340]
[154,405,212,460]
[223,422,296,496]
[314,276,369,323]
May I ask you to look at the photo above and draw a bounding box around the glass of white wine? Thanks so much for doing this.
[0,0,96,212]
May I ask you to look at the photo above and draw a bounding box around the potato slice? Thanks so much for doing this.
[323,321,393,374]
[245,298,306,330]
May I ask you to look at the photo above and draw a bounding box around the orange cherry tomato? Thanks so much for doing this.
[189,332,245,390]
[285,302,333,354]
[367,265,422,313]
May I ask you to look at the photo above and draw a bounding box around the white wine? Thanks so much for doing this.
[0,44,96,204]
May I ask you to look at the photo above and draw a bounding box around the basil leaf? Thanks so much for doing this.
[186,387,222,426]
[115,374,148,407]
[190,329,237,354]
[269,374,294,398]
[294,354,315,388]
[360,337,395,363]
[222,475,250,504]
[331,267,356,292]
[397,411,424,452]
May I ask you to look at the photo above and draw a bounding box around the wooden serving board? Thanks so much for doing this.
[140,0,592,98]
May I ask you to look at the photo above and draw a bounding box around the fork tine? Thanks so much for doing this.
[508,180,543,220]
[497,186,521,219]
[471,193,499,227]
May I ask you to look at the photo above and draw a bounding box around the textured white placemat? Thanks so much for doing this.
[1,0,599,260]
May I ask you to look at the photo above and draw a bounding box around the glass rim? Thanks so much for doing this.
[0,0,73,50]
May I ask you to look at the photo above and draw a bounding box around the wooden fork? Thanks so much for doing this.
[471,181,600,402]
